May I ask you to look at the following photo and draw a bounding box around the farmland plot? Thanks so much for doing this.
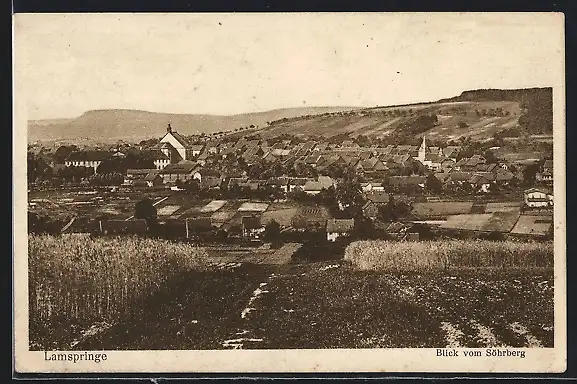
[72,260,553,350]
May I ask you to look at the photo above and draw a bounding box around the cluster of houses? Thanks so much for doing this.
[61,124,552,198]
[56,123,555,243]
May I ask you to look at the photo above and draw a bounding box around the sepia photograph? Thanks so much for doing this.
[13,12,565,373]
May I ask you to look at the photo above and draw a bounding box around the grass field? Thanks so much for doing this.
[344,240,553,272]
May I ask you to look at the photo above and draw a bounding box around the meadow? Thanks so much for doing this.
[28,234,207,349]
[344,240,553,272]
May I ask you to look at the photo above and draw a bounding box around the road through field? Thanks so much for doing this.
[74,260,553,350]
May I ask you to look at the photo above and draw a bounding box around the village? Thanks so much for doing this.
[27,119,554,248]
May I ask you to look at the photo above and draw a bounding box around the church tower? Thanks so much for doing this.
[418,136,426,162]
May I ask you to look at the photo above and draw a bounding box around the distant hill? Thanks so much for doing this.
[27,106,360,143]
[28,87,553,145]
[241,87,552,144]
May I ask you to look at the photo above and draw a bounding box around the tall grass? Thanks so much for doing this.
[344,240,553,272]
[28,234,207,348]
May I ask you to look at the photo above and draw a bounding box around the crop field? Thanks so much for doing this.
[28,234,207,350]
[73,260,553,350]
[344,240,553,272]
[30,235,554,351]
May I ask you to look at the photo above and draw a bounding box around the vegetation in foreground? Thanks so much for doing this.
[344,240,553,272]
[29,235,554,350]
[77,261,554,350]
[28,234,207,349]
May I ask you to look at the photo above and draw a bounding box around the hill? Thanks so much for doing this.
[27,106,360,143]
[27,87,552,145]
[242,87,552,144]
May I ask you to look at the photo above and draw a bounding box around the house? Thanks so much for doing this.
[124,169,156,185]
[361,182,373,192]
[159,162,198,184]
[192,168,221,184]
[144,172,163,187]
[357,158,387,173]
[383,221,411,240]
[362,192,390,219]
[317,176,335,189]
[326,218,355,242]
[185,217,214,239]
[442,146,461,160]
[468,173,493,193]
[523,188,552,208]
[304,153,323,167]
[266,177,290,193]
[388,176,427,189]
[241,216,265,240]
[536,159,553,183]
[196,151,209,166]
[262,151,278,163]
[188,145,205,157]
[288,178,310,193]
[206,142,219,155]
[303,181,324,195]
[494,169,515,184]
[201,176,222,190]
[64,150,112,171]
[149,150,170,170]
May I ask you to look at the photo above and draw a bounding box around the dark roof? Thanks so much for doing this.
[326,218,355,233]
[364,191,390,204]
[186,217,213,232]
[389,176,427,186]
[144,172,161,181]
[194,168,221,177]
[66,151,112,162]
[242,215,262,229]
[126,168,156,175]
[100,219,148,234]
[161,163,197,174]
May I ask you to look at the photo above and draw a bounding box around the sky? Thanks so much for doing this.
[14,13,564,120]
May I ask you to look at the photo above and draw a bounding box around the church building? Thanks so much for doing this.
[414,136,444,172]
[159,123,204,164]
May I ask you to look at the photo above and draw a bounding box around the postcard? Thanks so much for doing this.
[13,12,566,374]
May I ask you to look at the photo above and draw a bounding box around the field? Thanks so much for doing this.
[28,189,334,232]
[29,235,554,350]
[28,234,207,349]
[255,100,522,141]
[28,189,171,221]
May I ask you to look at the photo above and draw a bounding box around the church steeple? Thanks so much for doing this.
[418,136,426,162]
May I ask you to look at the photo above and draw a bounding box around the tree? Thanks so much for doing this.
[264,220,282,245]
[184,178,200,194]
[134,197,157,227]
[378,199,412,222]
[521,161,543,187]
[426,173,443,193]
